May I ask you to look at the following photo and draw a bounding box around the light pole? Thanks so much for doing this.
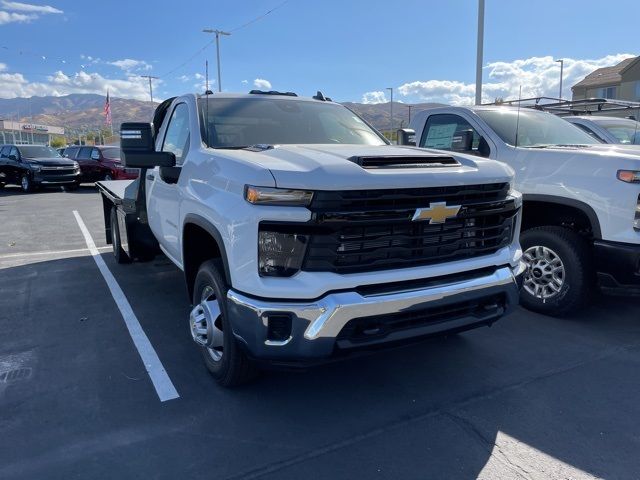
[140,75,158,103]
[203,28,231,92]
[386,87,393,137]
[555,59,564,100]
[407,104,412,124]
[475,0,485,105]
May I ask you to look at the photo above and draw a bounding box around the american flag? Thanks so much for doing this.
[104,89,112,126]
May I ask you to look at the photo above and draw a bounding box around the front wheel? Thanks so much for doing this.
[191,259,259,387]
[20,174,34,193]
[520,226,591,316]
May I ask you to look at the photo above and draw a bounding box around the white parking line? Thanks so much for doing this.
[0,246,111,260]
[73,210,179,403]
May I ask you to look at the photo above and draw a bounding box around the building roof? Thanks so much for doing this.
[572,57,639,90]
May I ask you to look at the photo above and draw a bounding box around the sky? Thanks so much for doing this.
[0,0,638,105]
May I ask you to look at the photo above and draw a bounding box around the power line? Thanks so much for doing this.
[228,0,292,32]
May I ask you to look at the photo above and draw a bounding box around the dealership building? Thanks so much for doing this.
[0,120,65,145]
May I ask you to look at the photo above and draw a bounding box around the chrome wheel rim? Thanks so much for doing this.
[105,174,112,181]
[523,245,565,300]
[21,176,29,191]
[201,286,224,361]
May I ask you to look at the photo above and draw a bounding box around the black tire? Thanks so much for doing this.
[110,208,131,264]
[0,183,5,189]
[520,226,591,316]
[20,174,33,193]
[193,259,259,387]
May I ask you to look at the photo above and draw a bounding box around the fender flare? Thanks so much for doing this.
[522,194,602,239]
[182,213,232,286]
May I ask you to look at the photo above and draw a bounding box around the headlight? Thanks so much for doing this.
[617,170,640,183]
[245,185,313,206]
[634,195,640,231]
[73,161,80,170]
[29,164,41,172]
[258,230,308,276]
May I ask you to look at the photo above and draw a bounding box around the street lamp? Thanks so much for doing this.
[203,28,231,92]
[386,87,393,137]
[555,59,564,100]
[475,0,485,105]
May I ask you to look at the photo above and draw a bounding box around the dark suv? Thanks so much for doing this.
[0,144,80,192]
[63,146,138,182]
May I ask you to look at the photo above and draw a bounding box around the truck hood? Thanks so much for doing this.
[217,144,513,190]
[23,157,76,167]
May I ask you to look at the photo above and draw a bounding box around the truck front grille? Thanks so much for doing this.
[300,183,517,274]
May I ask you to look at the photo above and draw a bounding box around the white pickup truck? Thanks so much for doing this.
[97,91,525,386]
[401,105,640,315]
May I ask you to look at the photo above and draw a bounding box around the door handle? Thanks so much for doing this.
[146,174,155,181]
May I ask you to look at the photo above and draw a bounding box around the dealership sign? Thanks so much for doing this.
[22,124,49,132]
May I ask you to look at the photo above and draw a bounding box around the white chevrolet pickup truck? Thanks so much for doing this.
[401,105,640,316]
[97,91,524,386]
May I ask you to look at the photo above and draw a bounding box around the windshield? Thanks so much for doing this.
[102,148,121,160]
[592,118,640,144]
[18,146,62,158]
[198,97,387,148]
[475,108,600,147]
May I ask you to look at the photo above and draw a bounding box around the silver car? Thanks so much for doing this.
[565,115,640,145]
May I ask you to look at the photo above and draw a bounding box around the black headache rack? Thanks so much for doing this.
[485,96,640,117]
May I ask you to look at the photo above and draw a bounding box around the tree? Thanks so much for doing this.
[50,136,67,148]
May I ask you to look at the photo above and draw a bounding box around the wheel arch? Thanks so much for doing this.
[182,214,232,302]
[522,194,602,239]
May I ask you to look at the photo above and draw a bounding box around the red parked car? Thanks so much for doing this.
[63,145,138,182]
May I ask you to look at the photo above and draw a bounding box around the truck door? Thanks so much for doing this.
[146,102,189,263]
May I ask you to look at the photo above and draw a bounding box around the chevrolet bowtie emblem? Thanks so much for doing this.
[412,202,461,224]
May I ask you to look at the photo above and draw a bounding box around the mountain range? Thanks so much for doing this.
[0,93,444,135]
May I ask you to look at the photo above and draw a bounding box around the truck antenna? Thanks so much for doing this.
[205,60,210,147]
[514,85,522,148]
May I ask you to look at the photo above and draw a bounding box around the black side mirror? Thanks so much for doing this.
[452,130,474,152]
[8,154,18,161]
[120,122,175,168]
[397,128,416,146]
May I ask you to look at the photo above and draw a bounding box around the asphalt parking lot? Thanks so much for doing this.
[1,185,640,480]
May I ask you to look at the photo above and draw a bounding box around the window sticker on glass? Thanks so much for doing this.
[425,124,457,148]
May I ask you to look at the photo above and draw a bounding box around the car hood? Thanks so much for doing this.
[23,157,76,167]
[215,144,514,190]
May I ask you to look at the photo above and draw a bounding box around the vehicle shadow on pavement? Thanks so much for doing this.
[1,254,639,480]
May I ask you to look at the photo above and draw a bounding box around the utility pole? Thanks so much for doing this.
[555,59,564,100]
[475,0,485,105]
[140,75,159,103]
[407,105,412,124]
[386,87,394,138]
[203,29,231,92]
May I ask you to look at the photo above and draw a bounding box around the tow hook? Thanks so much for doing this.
[189,301,221,348]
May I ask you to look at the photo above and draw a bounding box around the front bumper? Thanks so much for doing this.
[33,171,80,185]
[594,240,640,293]
[226,262,526,362]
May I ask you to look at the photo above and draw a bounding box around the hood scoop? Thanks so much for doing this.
[348,155,460,169]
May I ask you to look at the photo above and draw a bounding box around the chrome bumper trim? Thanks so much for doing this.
[227,263,525,343]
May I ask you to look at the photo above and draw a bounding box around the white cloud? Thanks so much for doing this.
[1,1,62,14]
[0,62,6,71]
[109,58,151,72]
[253,78,271,90]
[194,73,204,80]
[0,10,36,23]
[241,79,248,85]
[0,69,154,100]
[177,74,189,82]
[361,91,387,104]
[394,53,637,105]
